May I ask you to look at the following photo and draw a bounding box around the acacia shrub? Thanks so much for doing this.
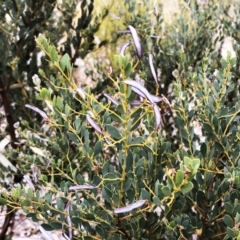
[0,31,239,239]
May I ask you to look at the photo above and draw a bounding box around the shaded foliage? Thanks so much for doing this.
[0,0,239,240]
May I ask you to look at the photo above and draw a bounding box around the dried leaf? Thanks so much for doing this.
[25,104,48,119]
[124,80,154,104]
[69,185,96,190]
[128,25,142,60]
[113,200,146,214]
[86,114,102,134]
[103,93,120,105]
[148,54,158,84]
[120,42,130,56]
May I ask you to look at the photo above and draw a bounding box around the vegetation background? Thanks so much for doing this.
[0,0,239,239]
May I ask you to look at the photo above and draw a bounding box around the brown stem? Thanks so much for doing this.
[0,74,18,240]
[0,75,18,151]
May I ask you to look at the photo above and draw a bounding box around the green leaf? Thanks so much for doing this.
[65,104,71,116]
[56,197,64,211]
[106,124,122,140]
[236,213,240,224]
[126,151,133,171]
[136,158,145,168]
[39,88,51,100]
[96,225,106,238]
[60,53,70,72]
[200,142,207,157]
[131,136,144,145]
[109,113,122,123]
[41,223,54,231]
[67,132,79,144]
[124,178,132,191]
[203,123,212,133]
[71,217,82,228]
[140,189,150,201]
[27,188,33,198]
[49,46,58,63]
[114,55,123,69]
[136,167,144,176]
[104,173,118,180]
[227,227,236,238]
[226,84,235,94]
[175,170,184,187]
[152,196,161,206]
[161,186,171,196]
[0,198,7,204]
[192,158,200,173]
[233,203,240,216]
[94,141,103,156]
[51,221,62,229]
[101,210,113,224]
[220,58,227,68]
[37,36,49,51]
[55,96,63,111]
[225,202,233,214]
[181,182,193,194]
[102,187,112,203]
[21,199,31,207]
[223,214,234,228]
[124,62,132,77]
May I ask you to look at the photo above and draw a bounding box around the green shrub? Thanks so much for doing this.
[0,1,240,239]
[1,26,240,239]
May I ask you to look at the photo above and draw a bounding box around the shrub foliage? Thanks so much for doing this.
[0,0,240,240]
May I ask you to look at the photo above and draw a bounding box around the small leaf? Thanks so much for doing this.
[50,222,62,230]
[181,182,193,194]
[152,196,161,206]
[175,170,184,187]
[56,96,63,111]
[140,189,150,201]
[124,62,132,78]
[96,225,106,238]
[67,132,79,144]
[60,53,70,72]
[21,199,31,207]
[227,227,236,238]
[161,186,171,196]
[40,223,54,231]
[220,58,227,68]
[223,214,234,228]
[102,187,112,203]
[131,137,144,144]
[224,202,233,214]
[56,198,64,211]
[94,141,103,155]
[49,46,58,63]
[65,104,70,116]
[0,198,7,204]
[106,124,122,140]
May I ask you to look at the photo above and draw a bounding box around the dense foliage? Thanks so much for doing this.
[0,0,240,239]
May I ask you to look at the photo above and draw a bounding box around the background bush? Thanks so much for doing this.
[0,0,239,239]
